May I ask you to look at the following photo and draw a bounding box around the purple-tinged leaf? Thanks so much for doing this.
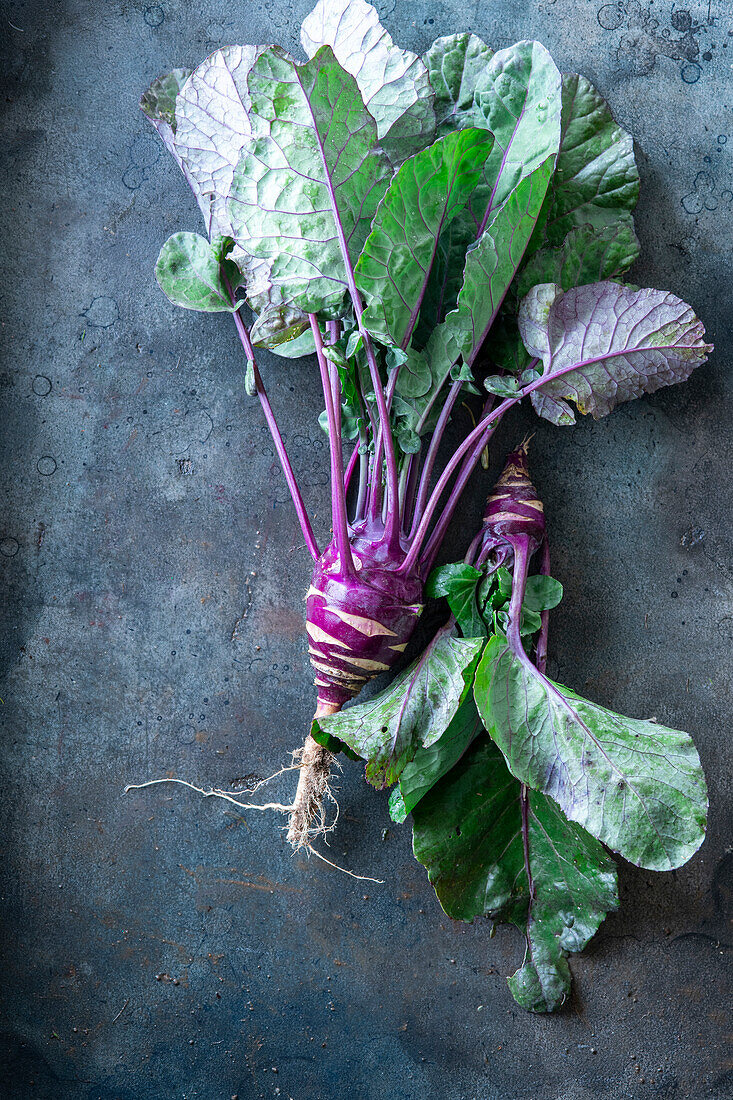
[228,46,393,315]
[301,0,436,163]
[520,281,713,421]
[474,634,708,871]
[174,46,265,243]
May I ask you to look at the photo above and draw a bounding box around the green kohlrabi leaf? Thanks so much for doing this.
[520,281,713,422]
[391,348,432,399]
[434,157,556,368]
[228,46,392,316]
[423,33,494,134]
[468,41,562,223]
[314,631,485,788]
[390,695,483,821]
[514,217,640,301]
[474,635,708,871]
[426,563,485,638]
[355,128,494,348]
[523,575,563,612]
[155,232,238,312]
[537,73,640,249]
[412,735,618,1012]
[301,0,436,163]
[415,41,563,348]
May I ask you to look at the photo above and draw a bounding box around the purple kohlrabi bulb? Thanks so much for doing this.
[479,439,546,563]
[306,534,423,713]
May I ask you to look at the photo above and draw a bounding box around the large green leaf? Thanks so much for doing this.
[474,635,708,871]
[355,128,494,348]
[228,46,392,315]
[415,41,562,349]
[520,281,713,422]
[389,695,483,822]
[314,632,485,788]
[412,736,618,1012]
[468,41,562,223]
[514,217,640,300]
[301,0,435,162]
[539,73,640,248]
[424,33,494,134]
[433,157,555,368]
[154,232,238,312]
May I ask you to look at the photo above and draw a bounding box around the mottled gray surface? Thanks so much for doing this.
[1,1,731,1097]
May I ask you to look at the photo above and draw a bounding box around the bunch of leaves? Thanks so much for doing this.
[141,1,710,593]
[140,0,712,1013]
[315,538,707,1013]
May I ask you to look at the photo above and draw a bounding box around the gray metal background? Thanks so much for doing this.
[1,1,731,1097]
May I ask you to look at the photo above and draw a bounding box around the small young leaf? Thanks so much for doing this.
[244,360,257,397]
[395,424,422,455]
[523,575,563,611]
[484,375,520,397]
[388,785,409,824]
[474,635,708,870]
[301,0,436,163]
[520,281,713,421]
[155,232,237,312]
[314,632,485,788]
[426,563,485,638]
[394,349,433,400]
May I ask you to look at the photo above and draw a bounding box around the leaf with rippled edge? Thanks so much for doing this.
[519,280,713,422]
[537,73,640,249]
[301,0,435,163]
[314,632,485,788]
[228,46,393,316]
[424,33,494,134]
[155,232,239,312]
[474,635,708,871]
[355,128,494,348]
[412,735,618,1012]
[514,217,640,300]
[173,45,265,242]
